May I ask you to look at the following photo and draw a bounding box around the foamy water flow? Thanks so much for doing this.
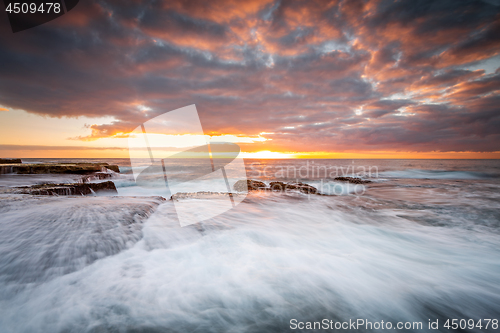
[0,159,499,332]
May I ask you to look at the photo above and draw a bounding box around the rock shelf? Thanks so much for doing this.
[0,162,120,175]
[14,181,118,196]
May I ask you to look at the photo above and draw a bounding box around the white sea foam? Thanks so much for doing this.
[0,193,499,332]
[308,180,364,195]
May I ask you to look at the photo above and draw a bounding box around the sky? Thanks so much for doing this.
[0,0,499,159]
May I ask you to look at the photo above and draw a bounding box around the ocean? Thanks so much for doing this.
[0,158,499,332]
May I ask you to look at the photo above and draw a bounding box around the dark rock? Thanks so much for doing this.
[293,183,318,194]
[1,162,120,175]
[103,164,120,173]
[0,165,15,174]
[0,158,22,164]
[269,181,286,191]
[269,181,317,194]
[233,179,267,191]
[334,177,371,184]
[15,181,118,196]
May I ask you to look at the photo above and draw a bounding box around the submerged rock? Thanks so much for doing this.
[171,192,245,201]
[0,195,165,285]
[333,177,371,184]
[15,181,118,196]
[0,158,22,164]
[80,171,116,183]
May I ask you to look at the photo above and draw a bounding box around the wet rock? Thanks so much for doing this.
[0,165,15,174]
[1,162,120,175]
[293,183,318,194]
[269,181,318,194]
[233,179,267,192]
[233,180,318,194]
[0,159,22,164]
[15,181,118,196]
[333,177,371,184]
[103,164,120,173]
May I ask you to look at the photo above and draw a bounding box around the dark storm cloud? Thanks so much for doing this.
[363,99,414,118]
[0,0,499,151]
[138,7,228,40]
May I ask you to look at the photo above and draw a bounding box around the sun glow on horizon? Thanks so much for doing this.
[240,150,296,159]
[129,133,268,149]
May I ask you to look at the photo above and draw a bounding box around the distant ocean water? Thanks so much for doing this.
[0,158,499,332]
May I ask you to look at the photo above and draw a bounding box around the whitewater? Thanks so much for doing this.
[0,159,499,332]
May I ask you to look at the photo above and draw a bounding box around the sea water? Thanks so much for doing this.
[0,159,499,332]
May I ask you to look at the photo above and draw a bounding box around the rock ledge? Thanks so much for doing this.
[0,162,120,174]
[14,181,118,196]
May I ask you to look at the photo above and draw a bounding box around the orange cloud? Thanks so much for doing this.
[1,0,499,156]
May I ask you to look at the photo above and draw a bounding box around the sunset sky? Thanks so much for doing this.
[0,0,499,158]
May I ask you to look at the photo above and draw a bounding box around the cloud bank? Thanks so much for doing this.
[0,0,499,153]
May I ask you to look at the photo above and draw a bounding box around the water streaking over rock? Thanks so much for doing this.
[0,192,499,333]
[0,195,164,288]
[12,181,118,195]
